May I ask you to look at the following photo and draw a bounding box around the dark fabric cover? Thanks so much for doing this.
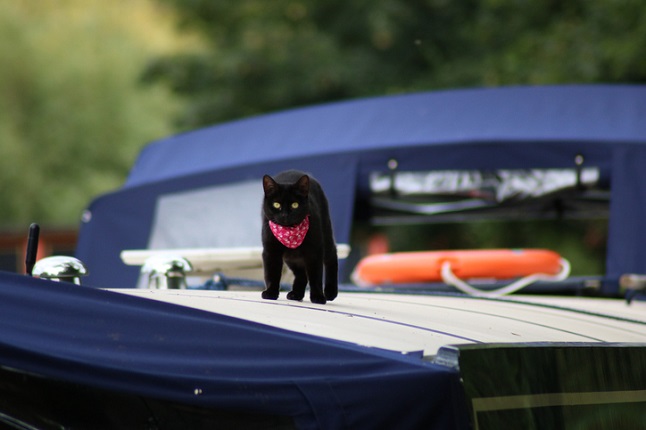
[0,272,467,429]
[77,85,646,292]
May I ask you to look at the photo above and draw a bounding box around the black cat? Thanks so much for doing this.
[261,170,338,304]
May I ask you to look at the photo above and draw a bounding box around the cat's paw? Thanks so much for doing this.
[324,283,338,301]
[310,294,327,305]
[324,291,337,302]
[286,291,304,301]
[261,290,279,300]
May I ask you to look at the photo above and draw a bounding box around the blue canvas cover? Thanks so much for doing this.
[0,272,466,429]
[77,84,646,292]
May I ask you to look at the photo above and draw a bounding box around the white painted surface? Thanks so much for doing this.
[121,245,350,274]
[113,289,646,356]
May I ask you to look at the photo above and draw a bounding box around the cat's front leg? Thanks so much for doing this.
[306,261,326,305]
[285,260,307,301]
[262,250,283,300]
[324,255,338,302]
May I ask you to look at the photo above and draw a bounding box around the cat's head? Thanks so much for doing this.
[262,174,310,226]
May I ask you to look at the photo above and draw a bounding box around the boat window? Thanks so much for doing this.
[346,167,609,280]
[369,167,609,224]
[147,180,262,250]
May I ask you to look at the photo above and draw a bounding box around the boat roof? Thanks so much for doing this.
[116,289,646,357]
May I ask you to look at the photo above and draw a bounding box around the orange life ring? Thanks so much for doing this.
[352,249,563,285]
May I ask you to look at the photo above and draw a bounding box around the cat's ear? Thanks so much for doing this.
[263,175,278,195]
[296,175,310,196]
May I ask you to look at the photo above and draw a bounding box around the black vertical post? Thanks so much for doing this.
[25,223,40,276]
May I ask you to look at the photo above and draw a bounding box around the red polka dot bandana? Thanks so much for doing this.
[269,215,310,248]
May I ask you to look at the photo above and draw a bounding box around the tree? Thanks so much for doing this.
[146,0,646,129]
[0,0,188,226]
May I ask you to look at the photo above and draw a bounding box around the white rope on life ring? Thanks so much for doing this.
[440,258,571,297]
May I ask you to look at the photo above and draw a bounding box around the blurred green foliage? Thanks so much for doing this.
[146,0,646,128]
[0,0,188,226]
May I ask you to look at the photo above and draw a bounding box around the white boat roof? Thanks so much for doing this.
[114,289,646,356]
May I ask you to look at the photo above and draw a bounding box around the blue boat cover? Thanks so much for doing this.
[77,84,646,292]
[0,272,467,429]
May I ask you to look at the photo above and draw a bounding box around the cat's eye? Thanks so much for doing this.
[291,202,299,209]
[272,202,281,209]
